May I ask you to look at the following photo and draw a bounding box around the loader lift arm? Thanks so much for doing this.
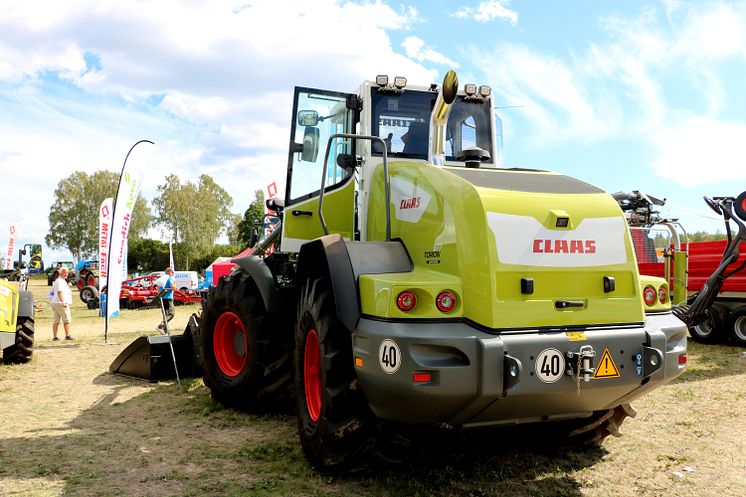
[674,193,746,326]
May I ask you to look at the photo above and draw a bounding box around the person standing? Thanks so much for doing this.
[51,267,74,341]
[157,267,176,333]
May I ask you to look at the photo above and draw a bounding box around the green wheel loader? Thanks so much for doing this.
[1,276,35,364]
[197,70,688,470]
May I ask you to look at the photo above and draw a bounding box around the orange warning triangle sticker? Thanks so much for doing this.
[594,348,621,379]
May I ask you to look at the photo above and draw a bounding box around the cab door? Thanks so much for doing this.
[281,87,357,252]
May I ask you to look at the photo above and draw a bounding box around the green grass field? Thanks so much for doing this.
[0,276,745,496]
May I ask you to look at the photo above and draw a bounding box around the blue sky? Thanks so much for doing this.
[1,0,744,266]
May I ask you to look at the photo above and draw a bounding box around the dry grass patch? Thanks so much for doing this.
[0,277,745,496]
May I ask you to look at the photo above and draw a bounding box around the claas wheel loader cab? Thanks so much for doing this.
[197,70,688,470]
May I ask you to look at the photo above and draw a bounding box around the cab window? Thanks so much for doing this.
[371,89,493,163]
[445,98,493,163]
[370,89,435,158]
[287,90,355,202]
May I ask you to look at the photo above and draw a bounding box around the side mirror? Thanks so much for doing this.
[301,127,319,162]
[249,228,259,248]
[297,110,319,127]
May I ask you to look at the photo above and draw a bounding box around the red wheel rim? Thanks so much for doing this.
[213,312,248,377]
[88,275,96,286]
[77,279,83,290]
[303,329,322,422]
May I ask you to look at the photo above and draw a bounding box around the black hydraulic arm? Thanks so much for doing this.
[677,195,746,326]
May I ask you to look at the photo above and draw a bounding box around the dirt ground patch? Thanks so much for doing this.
[1,277,745,496]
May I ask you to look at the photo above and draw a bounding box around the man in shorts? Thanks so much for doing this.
[51,267,74,341]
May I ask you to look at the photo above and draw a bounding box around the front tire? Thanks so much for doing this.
[80,285,98,304]
[199,272,291,411]
[3,316,34,364]
[295,277,375,470]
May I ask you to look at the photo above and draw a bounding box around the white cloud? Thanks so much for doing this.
[452,0,518,24]
[469,1,746,191]
[0,0,443,262]
[402,36,459,67]
[475,44,622,146]
[651,116,746,186]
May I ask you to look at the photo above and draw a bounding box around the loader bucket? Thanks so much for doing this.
[109,314,202,382]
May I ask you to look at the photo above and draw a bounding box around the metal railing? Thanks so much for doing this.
[318,133,391,241]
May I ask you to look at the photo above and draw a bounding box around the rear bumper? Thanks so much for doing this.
[0,331,15,350]
[352,313,687,426]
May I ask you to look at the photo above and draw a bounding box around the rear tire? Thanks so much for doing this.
[565,403,637,445]
[295,277,375,470]
[728,306,746,347]
[3,316,34,364]
[689,304,728,344]
[199,272,292,411]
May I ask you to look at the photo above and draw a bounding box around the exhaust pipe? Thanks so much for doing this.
[429,70,459,166]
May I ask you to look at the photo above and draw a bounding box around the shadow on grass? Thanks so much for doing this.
[0,371,609,497]
[357,425,606,497]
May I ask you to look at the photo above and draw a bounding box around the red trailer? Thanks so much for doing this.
[119,274,202,309]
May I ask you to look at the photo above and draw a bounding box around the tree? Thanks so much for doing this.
[152,174,234,269]
[236,189,265,247]
[128,238,169,273]
[226,213,243,246]
[688,230,728,242]
[191,243,242,272]
[46,170,152,260]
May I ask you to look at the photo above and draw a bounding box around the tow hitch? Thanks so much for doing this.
[566,345,596,382]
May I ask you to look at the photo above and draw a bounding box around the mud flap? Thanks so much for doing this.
[109,316,202,382]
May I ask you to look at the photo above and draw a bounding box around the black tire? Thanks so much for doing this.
[689,304,729,344]
[728,306,746,347]
[564,403,637,445]
[735,191,746,221]
[80,285,98,304]
[3,316,34,364]
[199,272,292,411]
[295,277,376,470]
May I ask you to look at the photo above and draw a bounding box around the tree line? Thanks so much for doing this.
[46,170,267,272]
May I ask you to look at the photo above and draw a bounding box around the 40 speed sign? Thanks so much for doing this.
[535,348,565,383]
[379,339,401,374]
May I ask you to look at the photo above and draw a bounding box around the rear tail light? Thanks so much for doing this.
[413,372,431,383]
[678,353,687,365]
[643,286,657,306]
[436,291,457,313]
[396,291,417,312]
[658,285,669,304]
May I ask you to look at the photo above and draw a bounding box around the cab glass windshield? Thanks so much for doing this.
[370,88,493,163]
